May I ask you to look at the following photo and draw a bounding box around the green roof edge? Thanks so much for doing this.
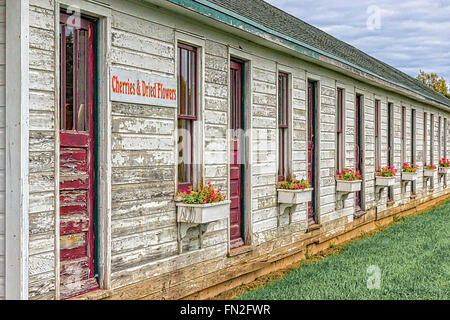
[165,0,450,109]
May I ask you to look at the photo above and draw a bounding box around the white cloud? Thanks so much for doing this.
[265,0,450,81]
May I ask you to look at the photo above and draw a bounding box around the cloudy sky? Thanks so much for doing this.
[265,0,450,82]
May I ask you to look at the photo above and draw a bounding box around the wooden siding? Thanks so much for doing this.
[28,0,56,300]
[0,0,5,300]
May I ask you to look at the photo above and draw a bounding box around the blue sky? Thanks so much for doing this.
[265,0,450,83]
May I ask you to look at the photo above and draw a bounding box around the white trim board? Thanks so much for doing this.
[5,0,30,300]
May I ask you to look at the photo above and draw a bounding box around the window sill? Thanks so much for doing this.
[354,210,366,219]
[228,244,253,257]
[307,223,321,232]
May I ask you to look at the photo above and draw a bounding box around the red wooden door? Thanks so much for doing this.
[355,96,362,213]
[230,61,245,249]
[59,14,98,299]
[307,82,315,225]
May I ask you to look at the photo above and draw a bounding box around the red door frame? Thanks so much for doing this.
[307,81,316,225]
[229,60,245,249]
[59,13,97,298]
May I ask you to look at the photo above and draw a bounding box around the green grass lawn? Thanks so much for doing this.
[238,201,450,300]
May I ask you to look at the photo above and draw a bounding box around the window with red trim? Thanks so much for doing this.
[374,100,381,170]
[387,102,394,201]
[411,109,416,194]
[445,118,448,158]
[177,44,197,190]
[424,112,427,163]
[278,72,289,181]
[430,114,434,164]
[401,106,406,164]
[336,89,345,172]
[411,109,416,162]
[438,116,442,159]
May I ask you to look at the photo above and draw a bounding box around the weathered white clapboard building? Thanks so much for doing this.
[1,0,449,300]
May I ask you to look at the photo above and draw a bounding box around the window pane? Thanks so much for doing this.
[231,70,237,133]
[278,128,283,179]
[278,128,288,180]
[177,46,196,117]
[278,74,288,126]
[177,119,193,184]
[445,119,447,157]
[337,89,342,132]
[424,113,427,163]
[439,117,441,158]
[77,29,87,131]
[411,110,415,160]
[189,50,196,116]
[65,25,75,130]
[283,76,288,125]
[336,89,344,172]
[179,48,186,115]
[430,115,434,163]
[375,101,380,169]
[375,101,379,137]
[231,67,240,139]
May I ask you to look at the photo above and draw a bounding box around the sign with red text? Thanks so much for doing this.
[110,67,177,108]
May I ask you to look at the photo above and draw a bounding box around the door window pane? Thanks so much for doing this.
[77,29,87,131]
[64,25,74,130]
[231,67,241,139]
[60,24,89,132]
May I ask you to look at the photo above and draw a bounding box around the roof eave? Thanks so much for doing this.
[156,0,450,111]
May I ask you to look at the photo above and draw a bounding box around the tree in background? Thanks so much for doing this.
[417,70,450,98]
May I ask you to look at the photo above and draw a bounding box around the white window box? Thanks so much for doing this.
[176,200,231,224]
[401,172,417,181]
[336,180,362,192]
[375,176,396,187]
[276,188,313,227]
[175,200,231,254]
[423,169,437,177]
[439,167,450,174]
[336,180,362,203]
[277,188,313,204]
